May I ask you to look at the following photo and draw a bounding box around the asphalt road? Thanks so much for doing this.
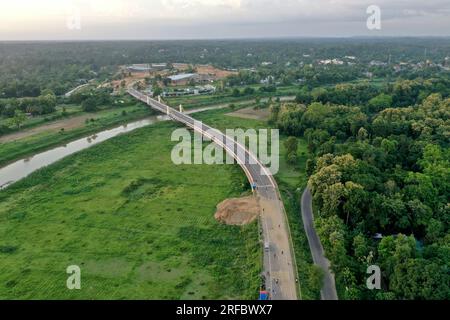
[128,88,299,300]
[301,188,338,300]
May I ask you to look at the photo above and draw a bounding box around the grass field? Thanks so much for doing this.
[0,120,261,299]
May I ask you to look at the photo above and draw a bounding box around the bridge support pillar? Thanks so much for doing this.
[179,104,184,113]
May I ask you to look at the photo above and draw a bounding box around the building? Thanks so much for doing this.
[151,63,168,70]
[127,64,152,72]
[319,59,344,65]
[162,85,216,97]
[369,60,387,67]
[260,76,275,85]
[168,73,199,85]
[127,63,168,73]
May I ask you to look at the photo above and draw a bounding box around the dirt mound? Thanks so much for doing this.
[214,196,260,225]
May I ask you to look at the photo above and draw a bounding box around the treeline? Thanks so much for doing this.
[68,88,113,112]
[230,86,277,97]
[271,92,449,299]
[295,77,450,112]
[0,90,57,117]
[1,39,450,99]
[227,64,362,87]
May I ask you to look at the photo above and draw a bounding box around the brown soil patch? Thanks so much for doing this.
[173,63,237,79]
[0,114,96,143]
[227,107,271,120]
[214,196,260,225]
[195,64,238,79]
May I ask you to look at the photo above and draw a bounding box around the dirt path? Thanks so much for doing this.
[0,114,96,143]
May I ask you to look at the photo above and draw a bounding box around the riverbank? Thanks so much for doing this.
[0,106,154,167]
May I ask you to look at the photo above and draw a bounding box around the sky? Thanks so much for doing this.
[1,0,450,40]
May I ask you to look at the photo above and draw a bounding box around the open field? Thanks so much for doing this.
[0,120,261,299]
[0,103,315,300]
[227,106,271,120]
[0,104,84,132]
[1,113,99,143]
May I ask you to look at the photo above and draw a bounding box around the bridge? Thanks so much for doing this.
[128,87,299,300]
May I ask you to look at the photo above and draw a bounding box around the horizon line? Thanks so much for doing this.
[1,35,450,42]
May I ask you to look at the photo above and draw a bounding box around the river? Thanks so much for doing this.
[0,115,170,190]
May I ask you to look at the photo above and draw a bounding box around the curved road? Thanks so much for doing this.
[301,188,338,300]
[128,88,299,300]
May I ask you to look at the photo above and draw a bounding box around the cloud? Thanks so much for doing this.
[1,0,450,39]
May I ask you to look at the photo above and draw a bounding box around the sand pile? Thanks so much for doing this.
[214,196,260,225]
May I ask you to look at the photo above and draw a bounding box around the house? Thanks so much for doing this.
[151,63,168,70]
[260,76,275,85]
[127,64,152,72]
[168,73,199,85]
[370,60,387,67]
[161,85,216,98]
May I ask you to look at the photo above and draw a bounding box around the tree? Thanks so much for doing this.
[152,85,163,98]
[231,88,241,97]
[353,233,370,263]
[357,127,369,141]
[295,87,312,104]
[8,110,27,129]
[243,87,255,96]
[38,92,57,114]
[308,265,325,294]
[368,93,393,112]
[284,136,298,154]
[81,97,97,112]
[390,258,450,300]
[284,136,298,165]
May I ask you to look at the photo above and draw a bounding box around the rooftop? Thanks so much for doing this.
[168,73,196,81]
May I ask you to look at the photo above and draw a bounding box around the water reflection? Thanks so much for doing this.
[0,115,169,190]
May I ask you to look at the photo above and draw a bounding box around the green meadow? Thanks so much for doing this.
[0,120,260,299]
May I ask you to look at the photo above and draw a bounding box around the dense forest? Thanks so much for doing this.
[1,38,450,98]
[271,81,449,299]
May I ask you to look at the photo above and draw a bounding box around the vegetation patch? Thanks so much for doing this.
[0,121,260,299]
